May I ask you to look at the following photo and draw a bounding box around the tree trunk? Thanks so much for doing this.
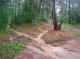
[59,21,63,30]
[69,0,71,24]
[52,0,59,30]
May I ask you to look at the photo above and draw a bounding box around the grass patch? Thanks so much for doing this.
[14,24,34,31]
[13,36,32,46]
[14,22,47,32]
[18,37,32,45]
[0,42,23,59]
[0,29,16,43]
[42,23,80,44]
[14,22,46,38]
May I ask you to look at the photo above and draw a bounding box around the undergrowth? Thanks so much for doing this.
[0,42,23,59]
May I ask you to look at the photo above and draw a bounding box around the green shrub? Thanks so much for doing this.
[0,42,22,59]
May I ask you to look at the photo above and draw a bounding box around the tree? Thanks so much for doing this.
[69,0,71,24]
[52,0,59,30]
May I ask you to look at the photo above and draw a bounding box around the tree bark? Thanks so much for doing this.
[69,0,71,24]
[52,0,59,30]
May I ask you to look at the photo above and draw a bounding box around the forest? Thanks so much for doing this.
[0,0,80,59]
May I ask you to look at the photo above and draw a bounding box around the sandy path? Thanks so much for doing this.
[13,23,80,59]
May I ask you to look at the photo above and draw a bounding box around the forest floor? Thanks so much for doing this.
[0,21,80,59]
[13,22,80,59]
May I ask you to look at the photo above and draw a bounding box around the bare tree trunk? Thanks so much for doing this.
[52,0,59,30]
[69,0,71,24]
